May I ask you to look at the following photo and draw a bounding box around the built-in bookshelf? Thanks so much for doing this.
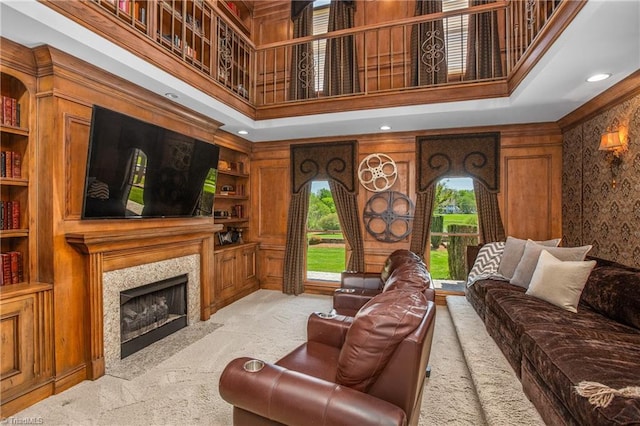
[92,0,149,32]
[156,0,213,73]
[89,0,252,101]
[214,145,250,247]
[216,0,251,35]
[212,141,257,309]
[0,72,30,286]
[0,62,54,416]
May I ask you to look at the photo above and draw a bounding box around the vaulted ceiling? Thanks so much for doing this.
[1,0,639,142]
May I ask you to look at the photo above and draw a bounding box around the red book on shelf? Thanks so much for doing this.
[1,253,12,285]
[1,201,5,230]
[5,151,12,178]
[3,96,12,126]
[11,200,20,229]
[12,152,21,178]
[16,251,23,282]
[5,201,12,229]
[11,98,17,127]
[0,96,4,125]
[9,251,20,284]
[118,0,130,13]
[2,201,8,230]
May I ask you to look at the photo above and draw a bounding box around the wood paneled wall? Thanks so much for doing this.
[251,123,563,292]
[31,45,222,392]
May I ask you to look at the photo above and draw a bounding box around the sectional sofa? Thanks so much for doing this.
[466,241,640,425]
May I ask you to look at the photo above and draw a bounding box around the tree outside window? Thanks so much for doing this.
[429,178,478,288]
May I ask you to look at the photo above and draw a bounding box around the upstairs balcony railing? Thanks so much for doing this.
[84,0,569,112]
[255,0,564,107]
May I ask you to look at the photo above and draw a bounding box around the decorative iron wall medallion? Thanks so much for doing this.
[358,153,397,192]
[363,191,414,242]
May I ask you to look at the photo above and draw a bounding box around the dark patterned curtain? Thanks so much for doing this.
[284,141,359,294]
[290,1,316,100]
[465,0,503,80]
[411,0,448,86]
[412,133,503,255]
[283,183,311,295]
[329,180,364,271]
[324,0,360,96]
[474,180,505,243]
[409,185,437,258]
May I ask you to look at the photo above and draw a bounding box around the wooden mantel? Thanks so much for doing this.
[65,223,221,379]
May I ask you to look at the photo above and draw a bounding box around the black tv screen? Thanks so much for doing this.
[82,106,219,219]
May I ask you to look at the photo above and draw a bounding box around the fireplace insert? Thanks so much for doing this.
[120,274,188,358]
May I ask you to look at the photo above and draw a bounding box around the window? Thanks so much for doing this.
[429,177,478,292]
[306,180,345,282]
[443,0,469,75]
[312,0,330,92]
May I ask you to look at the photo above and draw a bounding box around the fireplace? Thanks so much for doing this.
[120,274,188,359]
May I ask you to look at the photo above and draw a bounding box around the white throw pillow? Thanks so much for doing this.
[497,236,561,280]
[510,240,592,288]
[526,250,596,313]
[466,242,508,286]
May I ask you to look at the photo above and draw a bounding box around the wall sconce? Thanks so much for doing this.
[599,129,627,188]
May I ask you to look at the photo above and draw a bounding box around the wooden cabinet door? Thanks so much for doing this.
[1,294,35,396]
[215,249,238,302]
[239,245,258,289]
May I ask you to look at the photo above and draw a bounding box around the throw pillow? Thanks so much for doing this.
[466,241,508,286]
[526,250,596,313]
[497,236,561,280]
[336,290,428,392]
[510,240,592,288]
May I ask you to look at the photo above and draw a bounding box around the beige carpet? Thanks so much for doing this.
[12,290,534,425]
[446,295,545,426]
[107,321,224,380]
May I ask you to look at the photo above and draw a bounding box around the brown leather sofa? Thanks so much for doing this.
[219,288,436,426]
[333,249,435,316]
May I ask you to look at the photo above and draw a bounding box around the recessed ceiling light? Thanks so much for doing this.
[238,130,249,135]
[380,125,391,131]
[164,92,179,99]
[586,73,611,83]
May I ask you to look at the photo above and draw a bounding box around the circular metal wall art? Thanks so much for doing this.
[358,153,397,192]
[363,191,414,243]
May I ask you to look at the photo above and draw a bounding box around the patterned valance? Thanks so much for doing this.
[291,141,356,194]
[417,132,500,193]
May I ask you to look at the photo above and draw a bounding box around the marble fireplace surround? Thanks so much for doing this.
[66,223,220,379]
[102,255,200,371]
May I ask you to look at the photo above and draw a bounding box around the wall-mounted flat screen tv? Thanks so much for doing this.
[82,106,219,219]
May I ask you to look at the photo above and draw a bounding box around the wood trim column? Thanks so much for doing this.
[87,252,104,379]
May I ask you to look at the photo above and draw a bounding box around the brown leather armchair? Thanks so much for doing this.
[219,290,436,426]
[333,249,435,316]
